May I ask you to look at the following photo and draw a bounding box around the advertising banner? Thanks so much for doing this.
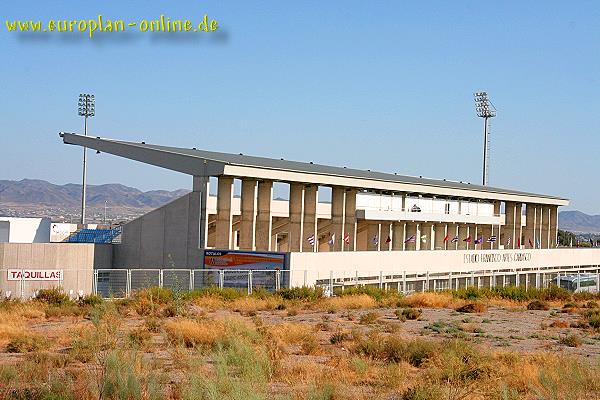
[202,250,288,290]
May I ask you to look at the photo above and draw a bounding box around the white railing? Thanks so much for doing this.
[1,266,599,300]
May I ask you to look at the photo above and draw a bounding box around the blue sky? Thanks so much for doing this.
[1,1,599,213]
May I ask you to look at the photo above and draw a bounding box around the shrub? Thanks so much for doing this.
[277,286,323,301]
[456,302,487,313]
[353,333,440,367]
[527,300,550,310]
[359,312,380,324]
[78,293,104,307]
[128,326,151,347]
[35,287,71,306]
[559,334,583,347]
[336,286,403,304]
[6,333,44,353]
[396,307,422,321]
[549,320,569,328]
[330,331,350,344]
[451,285,571,302]
[584,301,599,309]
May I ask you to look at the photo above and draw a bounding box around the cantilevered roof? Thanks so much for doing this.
[59,132,569,206]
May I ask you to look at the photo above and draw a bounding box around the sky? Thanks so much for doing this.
[1,1,599,214]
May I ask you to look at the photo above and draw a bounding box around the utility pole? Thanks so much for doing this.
[77,94,95,225]
[474,92,496,186]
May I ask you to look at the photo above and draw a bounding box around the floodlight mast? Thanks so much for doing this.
[77,93,95,225]
[474,92,496,186]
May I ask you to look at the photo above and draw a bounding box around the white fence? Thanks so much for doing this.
[1,266,599,299]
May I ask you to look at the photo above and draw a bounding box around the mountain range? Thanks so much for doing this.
[1,179,599,233]
[557,210,600,234]
[0,179,190,209]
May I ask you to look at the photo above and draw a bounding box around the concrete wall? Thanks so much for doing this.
[288,248,600,286]
[0,217,51,243]
[113,192,203,268]
[0,243,113,297]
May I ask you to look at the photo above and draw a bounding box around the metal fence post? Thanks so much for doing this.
[556,271,560,287]
[379,271,383,289]
[403,271,407,294]
[448,272,452,290]
[329,270,334,295]
[219,270,224,289]
[577,271,580,291]
[189,270,194,291]
[248,270,253,295]
[93,270,98,295]
[275,270,281,291]
[159,269,164,289]
[20,269,24,299]
[127,269,132,298]
[303,270,307,287]
[425,271,429,292]
[491,270,495,288]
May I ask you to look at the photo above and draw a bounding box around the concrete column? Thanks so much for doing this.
[537,205,544,249]
[215,176,234,249]
[392,222,405,250]
[255,181,273,251]
[331,187,345,251]
[366,223,379,251]
[541,206,550,249]
[239,179,257,251]
[434,223,445,250]
[504,202,516,249]
[193,176,210,252]
[550,206,558,248]
[405,222,417,251]
[524,204,536,249]
[288,183,305,252]
[302,185,318,252]
[344,189,358,251]
[429,224,435,250]
[515,203,523,248]
[492,201,501,250]
[474,225,479,250]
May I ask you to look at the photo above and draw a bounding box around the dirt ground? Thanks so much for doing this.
[3,303,598,366]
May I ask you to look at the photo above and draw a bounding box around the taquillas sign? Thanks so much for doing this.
[7,269,63,281]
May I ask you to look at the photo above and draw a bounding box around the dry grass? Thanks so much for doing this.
[315,294,378,312]
[1,289,600,399]
[164,317,226,348]
[399,292,454,308]
[231,296,280,314]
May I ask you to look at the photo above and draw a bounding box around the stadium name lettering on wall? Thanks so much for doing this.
[463,253,531,264]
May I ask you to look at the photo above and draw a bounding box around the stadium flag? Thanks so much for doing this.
[487,235,497,243]
[372,235,379,246]
[474,236,484,244]
[328,234,335,246]
[443,235,449,242]
[536,239,541,249]
[528,238,533,248]
[307,234,315,247]
[343,233,350,245]
[421,234,427,243]
[385,236,391,244]
[517,238,521,248]
[451,236,459,243]
[463,235,472,243]
[506,237,511,247]
[404,235,416,244]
